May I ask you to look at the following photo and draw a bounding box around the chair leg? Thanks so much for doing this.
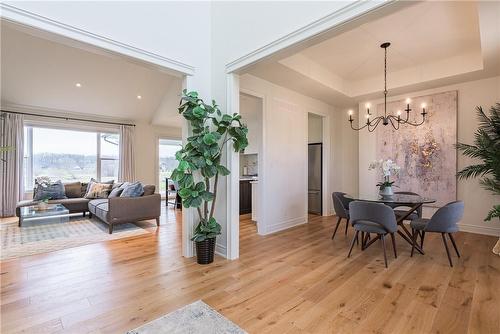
[448,233,461,258]
[331,217,342,240]
[441,233,453,267]
[390,232,397,259]
[156,217,160,226]
[347,230,359,258]
[108,224,114,234]
[345,218,349,235]
[380,234,388,268]
[362,233,370,251]
[420,231,425,250]
[411,228,418,257]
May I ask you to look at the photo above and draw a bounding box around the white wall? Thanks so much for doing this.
[239,93,262,155]
[308,113,323,143]
[358,76,500,236]
[240,74,335,234]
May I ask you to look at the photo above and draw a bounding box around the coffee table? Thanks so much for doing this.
[19,204,70,227]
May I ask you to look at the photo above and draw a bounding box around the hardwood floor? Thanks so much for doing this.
[1,208,499,333]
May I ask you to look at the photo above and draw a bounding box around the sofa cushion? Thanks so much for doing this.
[143,185,155,196]
[120,182,144,197]
[108,187,123,198]
[88,199,110,222]
[34,180,67,200]
[84,178,114,197]
[86,183,112,199]
[64,182,82,198]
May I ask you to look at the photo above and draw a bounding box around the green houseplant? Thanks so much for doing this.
[171,90,248,264]
[456,103,500,222]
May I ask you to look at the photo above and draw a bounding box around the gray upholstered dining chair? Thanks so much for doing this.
[331,192,353,240]
[410,201,464,267]
[347,201,398,268]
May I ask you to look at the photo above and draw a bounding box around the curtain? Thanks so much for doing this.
[0,112,24,217]
[118,125,135,182]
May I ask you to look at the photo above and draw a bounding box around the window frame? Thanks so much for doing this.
[23,123,119,192]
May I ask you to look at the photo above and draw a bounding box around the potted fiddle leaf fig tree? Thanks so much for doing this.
[456,103,500,255]
[171,90,248,264]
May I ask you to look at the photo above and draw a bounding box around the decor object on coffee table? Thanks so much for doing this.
[171,90,248,264]
[126,300,246,334]
[456,103,500,255]
[369,159,401,198]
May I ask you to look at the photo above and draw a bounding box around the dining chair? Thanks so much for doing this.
[410,201,464,267]
[347,201,398,268]
[331,192,353,240]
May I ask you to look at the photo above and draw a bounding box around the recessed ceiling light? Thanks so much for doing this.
[137,95,142,99]
[75,83,82,88]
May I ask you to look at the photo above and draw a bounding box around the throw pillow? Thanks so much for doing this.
[85,182,113,199]
[108,187,124,198]
[120,182,144,197]
[143,185,155,196]
[64,182,82,198]
[84,178,114,197]
[34,180,67,200]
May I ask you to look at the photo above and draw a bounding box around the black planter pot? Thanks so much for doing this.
[196,238,216,264]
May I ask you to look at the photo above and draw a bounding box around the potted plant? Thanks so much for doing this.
[369,159,401,198]
[456,103,500,255]
[171,90,248,264]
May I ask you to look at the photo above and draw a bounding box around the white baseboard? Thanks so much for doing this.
[264,216,307,235]
[215,243,227,258]
[458,223,500,237]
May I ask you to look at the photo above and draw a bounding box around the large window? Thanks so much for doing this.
[24,126,119,190]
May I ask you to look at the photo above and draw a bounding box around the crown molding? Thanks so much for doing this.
[225,0,397,74]
[0,3,195,76]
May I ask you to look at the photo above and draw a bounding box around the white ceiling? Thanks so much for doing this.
[1,21,183,126]
[245,1,500,107]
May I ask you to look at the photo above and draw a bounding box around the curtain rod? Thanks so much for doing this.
[1,110,136,127]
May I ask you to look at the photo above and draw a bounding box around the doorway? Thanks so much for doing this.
[157,138,182,199]
[308,113,324,216]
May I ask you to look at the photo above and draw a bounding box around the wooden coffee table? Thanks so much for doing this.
[19,204,70,227]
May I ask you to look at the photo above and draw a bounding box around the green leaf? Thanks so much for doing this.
[201,191,214,201]
[190,196,202,208]
[178,188,192,198]
[216,165,230,176]
[177,160,189,172]
[193,106,206,118]
[194,182,205,192]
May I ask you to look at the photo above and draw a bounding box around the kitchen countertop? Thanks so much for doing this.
[240,176,258,181]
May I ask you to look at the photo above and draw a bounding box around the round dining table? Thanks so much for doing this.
[347,193,436,254]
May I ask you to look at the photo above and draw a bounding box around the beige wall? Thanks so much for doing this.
[358,76,500,236]
[133,122,181,188]
[308,113,323,144]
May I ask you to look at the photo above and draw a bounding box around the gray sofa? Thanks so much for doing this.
[16,182,161,233]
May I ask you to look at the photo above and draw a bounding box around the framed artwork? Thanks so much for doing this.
[376,90,457,207]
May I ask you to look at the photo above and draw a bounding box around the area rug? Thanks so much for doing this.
[1,217,154,260]
[126,300,247,334]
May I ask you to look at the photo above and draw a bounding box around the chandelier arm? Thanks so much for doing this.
[350,120,368,131]
[368,117,383,132]
[388,116,399,130]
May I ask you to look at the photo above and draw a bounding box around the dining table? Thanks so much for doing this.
[347,193,436,254]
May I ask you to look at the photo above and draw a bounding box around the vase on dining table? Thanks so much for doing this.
[379,185,394,198]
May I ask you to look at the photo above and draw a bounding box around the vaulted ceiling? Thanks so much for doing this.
[1,21,183,127]
[245,1,500,107]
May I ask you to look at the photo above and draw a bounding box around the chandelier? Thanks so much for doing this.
[349,42,427,132]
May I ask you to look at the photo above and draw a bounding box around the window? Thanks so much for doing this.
[24,126,119,191]
[158,139,182,195]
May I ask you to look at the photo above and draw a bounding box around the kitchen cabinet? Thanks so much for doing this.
[239,180,252,215]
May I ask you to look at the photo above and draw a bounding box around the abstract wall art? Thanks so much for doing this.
[376,90,457,207]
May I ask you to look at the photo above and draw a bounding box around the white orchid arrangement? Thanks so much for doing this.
[369,159,401,190]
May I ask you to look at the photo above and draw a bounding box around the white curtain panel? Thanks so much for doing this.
[0,112,24,217]
[118,125,135,182]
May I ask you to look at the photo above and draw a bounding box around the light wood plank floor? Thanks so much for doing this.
[1,208,499,333]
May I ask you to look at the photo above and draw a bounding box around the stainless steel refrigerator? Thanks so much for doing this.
[308,143,322,215]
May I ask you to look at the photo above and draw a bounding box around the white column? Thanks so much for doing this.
[226,73,240,260]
